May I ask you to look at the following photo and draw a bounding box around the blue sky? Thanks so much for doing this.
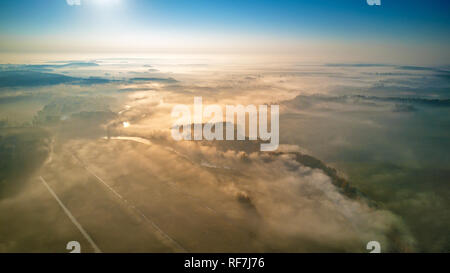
[0,0,449,64]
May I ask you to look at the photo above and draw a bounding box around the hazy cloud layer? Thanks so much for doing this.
[0,59,448,252]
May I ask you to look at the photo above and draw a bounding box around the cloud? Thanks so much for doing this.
[66,0,81,6]
[48,134,414,252]
[2,60,449,252]
[129,77,178,84]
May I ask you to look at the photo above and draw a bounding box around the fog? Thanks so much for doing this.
[0,58,448,252]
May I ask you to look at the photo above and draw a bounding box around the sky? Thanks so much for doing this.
[0,0,449,64]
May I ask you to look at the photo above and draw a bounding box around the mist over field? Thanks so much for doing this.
[0,57,448,252]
